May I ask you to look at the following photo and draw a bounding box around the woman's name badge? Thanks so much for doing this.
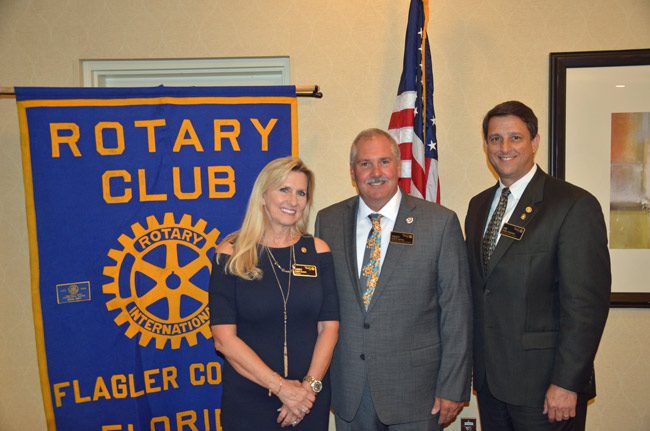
[500,223,525,240]
[292,264,317,277]
[390,231,414,245]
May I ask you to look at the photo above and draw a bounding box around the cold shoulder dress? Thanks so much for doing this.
[209,235,339,430]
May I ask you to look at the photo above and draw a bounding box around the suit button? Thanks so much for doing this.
[363,323,370,329]
[485,289,491,295]
[360,354,365,360]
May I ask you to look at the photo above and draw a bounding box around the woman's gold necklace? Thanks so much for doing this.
[266,245,294,377]
[267,243,294,273]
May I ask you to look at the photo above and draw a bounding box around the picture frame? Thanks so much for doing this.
[549,48,650,308]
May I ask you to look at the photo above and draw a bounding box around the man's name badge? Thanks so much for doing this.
[292,264,317,277]
[390,231,414,245]
[500,223,525,240]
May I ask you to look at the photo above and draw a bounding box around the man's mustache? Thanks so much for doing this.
[366,176,388,185]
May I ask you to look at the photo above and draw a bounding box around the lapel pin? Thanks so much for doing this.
[406,216,414,224]
[520,214,527,220]
[525,206,533,214]
[301,247,307,254]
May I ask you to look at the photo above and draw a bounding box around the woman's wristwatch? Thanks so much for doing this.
[302,375,322,393]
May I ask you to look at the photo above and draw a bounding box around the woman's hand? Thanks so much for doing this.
[277,404,310,428]
[275,379,314,427]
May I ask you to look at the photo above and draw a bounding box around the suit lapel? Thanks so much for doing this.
[344,197,366,310]
[486,168,546,275]
[365,195,416,313]
[474,184,499,281]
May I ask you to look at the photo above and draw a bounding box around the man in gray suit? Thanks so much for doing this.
[465,101,610,431]
[315,128,472,430]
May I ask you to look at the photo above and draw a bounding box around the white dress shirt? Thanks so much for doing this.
[484,165,537,244]
[355,190,402,277]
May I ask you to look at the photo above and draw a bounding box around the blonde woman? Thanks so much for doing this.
[209,157,339,430]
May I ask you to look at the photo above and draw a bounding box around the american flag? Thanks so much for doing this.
[388,0,439,203]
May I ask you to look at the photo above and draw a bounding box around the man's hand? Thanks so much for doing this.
[543,384,577,423]
[431,397,464,426]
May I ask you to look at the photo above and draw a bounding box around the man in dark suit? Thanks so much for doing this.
[465,101,611,431]
[315,128,472,430]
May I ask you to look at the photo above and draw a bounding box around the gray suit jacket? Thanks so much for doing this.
[465,167,611,407]
[315,193,471,424]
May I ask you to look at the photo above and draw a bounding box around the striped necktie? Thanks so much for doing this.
[481,187,510,274]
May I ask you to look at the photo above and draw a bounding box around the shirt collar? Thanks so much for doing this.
[499,164,537,200]
[358,189,402,222]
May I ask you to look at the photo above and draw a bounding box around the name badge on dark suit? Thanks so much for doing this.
[500,223,525,240]
[292,264,317,277]
[390,231,414,245]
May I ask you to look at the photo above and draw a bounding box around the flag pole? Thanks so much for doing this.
[421,0,429,145]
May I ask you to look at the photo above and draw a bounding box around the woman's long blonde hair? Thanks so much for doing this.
[219,157,315,280]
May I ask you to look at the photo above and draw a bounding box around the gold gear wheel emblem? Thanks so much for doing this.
[103,213,219,349]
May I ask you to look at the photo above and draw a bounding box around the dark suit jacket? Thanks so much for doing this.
[316,193,472,424]
[465,167,610,407]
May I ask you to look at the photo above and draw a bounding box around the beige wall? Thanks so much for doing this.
[1,1,649,430]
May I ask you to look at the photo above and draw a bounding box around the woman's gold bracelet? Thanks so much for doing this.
[268,375,283,397]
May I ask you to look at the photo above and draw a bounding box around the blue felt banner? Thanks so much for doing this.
[17,86,297,431]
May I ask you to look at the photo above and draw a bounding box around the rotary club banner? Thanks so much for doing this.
[16,86,298,431]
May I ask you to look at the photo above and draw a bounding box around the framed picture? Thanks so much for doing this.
[549,49,650,308]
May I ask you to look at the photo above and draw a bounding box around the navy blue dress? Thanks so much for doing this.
[209,236,339,430]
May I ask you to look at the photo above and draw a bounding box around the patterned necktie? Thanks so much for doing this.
[360,213,382,309]
[481,187,510,274]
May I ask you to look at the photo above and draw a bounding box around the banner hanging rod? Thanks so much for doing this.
[296,85,323,98]
[0,85,323,99]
